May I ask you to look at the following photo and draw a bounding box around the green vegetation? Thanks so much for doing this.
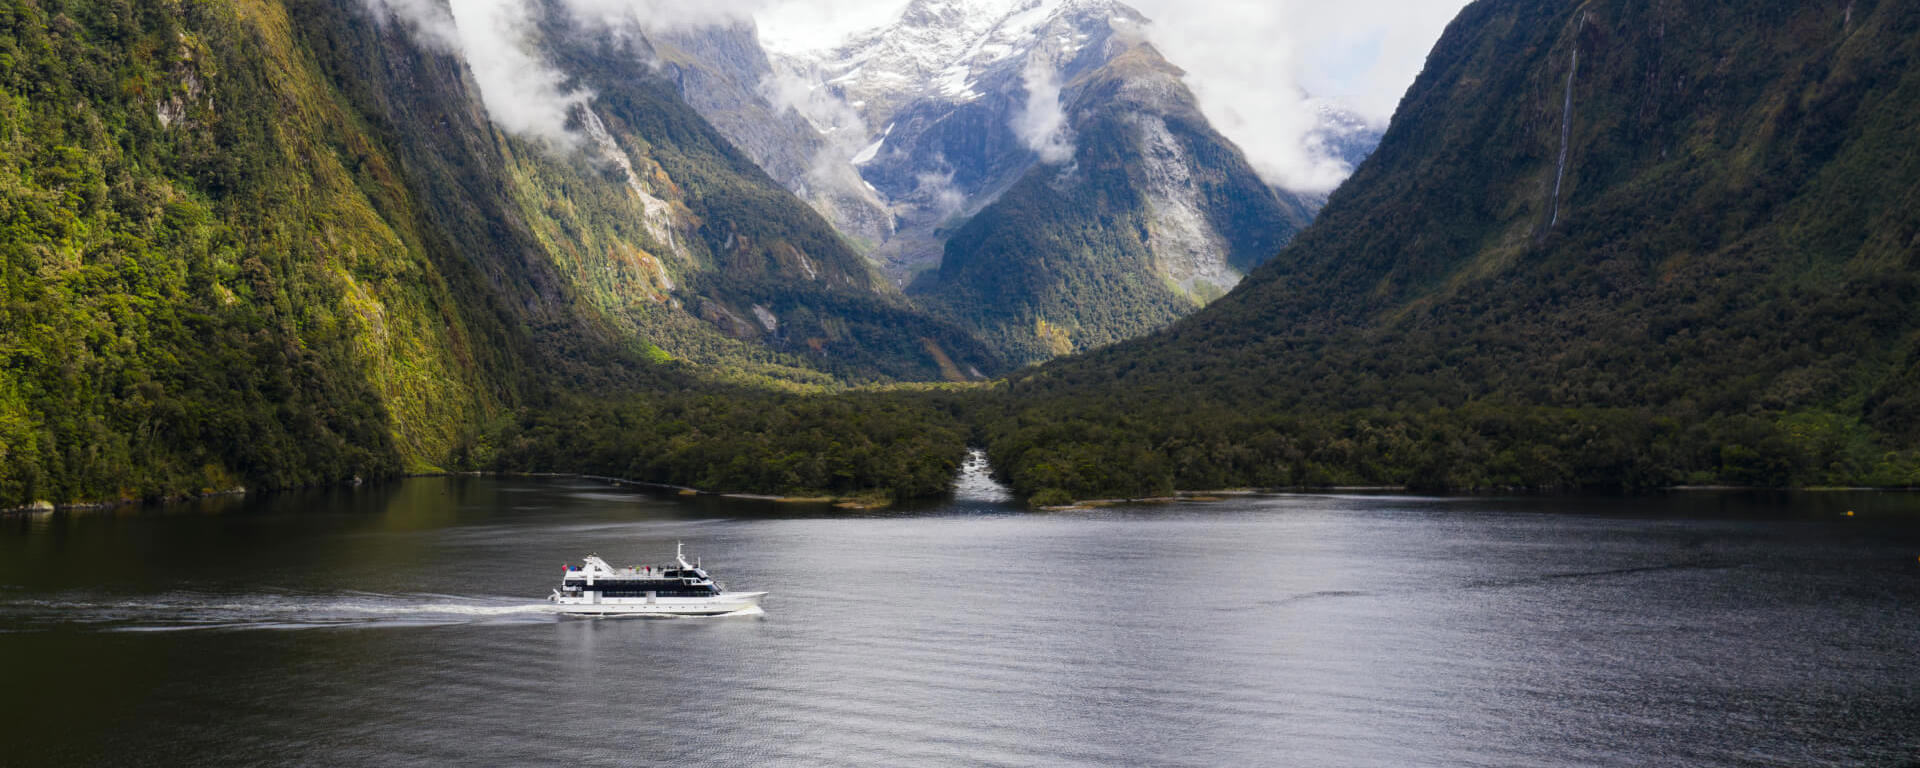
[487,385,976,502]
[920,42,1312,365]
[0,0,508,504]
[973,0,1920,501]
[6,0,1918,509]
[0,0,994,507]
[534,13,1003,384]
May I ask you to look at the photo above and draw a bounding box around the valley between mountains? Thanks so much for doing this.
[2,0,1916,508]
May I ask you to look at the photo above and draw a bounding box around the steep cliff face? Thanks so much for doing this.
[0,0,537,504]
[0,0,1004,507]
[916,27,1315,361]
[651,0,1345,363]
[647,22,896,252]
[981,0,1920,498]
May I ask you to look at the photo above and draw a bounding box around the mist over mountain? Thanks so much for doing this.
[0,0,1003,505]
[980,0,1920,500]
[657,0,1371,362]
[11,0,1901,511]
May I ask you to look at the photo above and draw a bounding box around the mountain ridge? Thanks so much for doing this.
[0,0,1001,506]
[977,0,1920,500]
[699,0,1334,362]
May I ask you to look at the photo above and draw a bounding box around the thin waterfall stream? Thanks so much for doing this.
[1549,47,1579,229]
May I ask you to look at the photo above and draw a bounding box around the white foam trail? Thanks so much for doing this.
[953,449,1015,504]
[3,590,770,631]
[0,591,562,632]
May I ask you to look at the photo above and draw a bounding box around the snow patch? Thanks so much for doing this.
[851,122,895,165]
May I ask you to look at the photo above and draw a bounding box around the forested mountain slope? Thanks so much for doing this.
[0,0,994,507]
[982,0,1920,502]
[663,0,1330,365]
[921,37,1316,361]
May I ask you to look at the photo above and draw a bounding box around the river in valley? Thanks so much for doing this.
[2,477,1917,767]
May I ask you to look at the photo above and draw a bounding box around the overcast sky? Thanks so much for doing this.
[755,0,1471,191]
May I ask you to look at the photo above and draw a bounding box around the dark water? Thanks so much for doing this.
[3,478,1919,767]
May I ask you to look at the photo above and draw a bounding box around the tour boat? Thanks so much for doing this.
[549,544,766,616]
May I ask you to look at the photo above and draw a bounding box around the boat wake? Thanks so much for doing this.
[561,604,766,621]
[0,590,565,632]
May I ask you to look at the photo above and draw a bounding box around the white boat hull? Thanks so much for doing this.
[551,591,767,616]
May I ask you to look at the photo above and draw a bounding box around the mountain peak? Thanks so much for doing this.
[804,0,1132,116]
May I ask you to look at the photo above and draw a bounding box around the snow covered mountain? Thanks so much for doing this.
[656,0,1380,361]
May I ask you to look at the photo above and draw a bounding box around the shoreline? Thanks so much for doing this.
[1037,484,1920,511]
[0,470,898,517]
[6,474,1918,517]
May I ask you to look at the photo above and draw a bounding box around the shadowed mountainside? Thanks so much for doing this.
[978,0,1920,502]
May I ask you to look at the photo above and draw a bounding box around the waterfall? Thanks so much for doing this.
[952,448,1014,504]
[1548,47,1579,230]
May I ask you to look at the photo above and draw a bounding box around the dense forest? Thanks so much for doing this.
[0,0,996,507]
[5,0,1919,509]
[920,41,1313,364]
[485,385,975,503]
[970,0,1920,502]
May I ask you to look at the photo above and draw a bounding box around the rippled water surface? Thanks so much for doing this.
[4,478,1919,767]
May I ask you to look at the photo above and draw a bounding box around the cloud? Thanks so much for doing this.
[913,169,967,220]
[753,0,912,53]
[1285,0,1469,121]
[743,0,1468,193]
[447,0,593,147]
[1124,0,1331,192]
[1126,0,1468,191]
[360,0,1470,190]
[361,0,591,146]
[363,0,778,147]
[561,0,770,33]
[362,0,461,51]
[1011,58,1074,164]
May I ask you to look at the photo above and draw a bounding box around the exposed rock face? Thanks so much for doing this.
[657,0,1375,362]
[1132,113,1238,298]
[918,31,1318,361]
[987,0,1920,492]
[648,23,896,252]
[781,0,1149,282]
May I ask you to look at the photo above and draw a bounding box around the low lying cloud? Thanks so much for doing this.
[361,0,775,147]
[562,0,768,33]
[748,0,1468,193]
[1011,58,1075,165]
[1127,0,1469,192]
[359,0,1469,192]
[362,0,461,51]
[449,0,592,147]
[913,169,968,220]
[753,0,912,53]
[1126,0,1343,192]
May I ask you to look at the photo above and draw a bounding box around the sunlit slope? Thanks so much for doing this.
[921,34,1316,363]
[0,0,518,501]
[0,0,997,506]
